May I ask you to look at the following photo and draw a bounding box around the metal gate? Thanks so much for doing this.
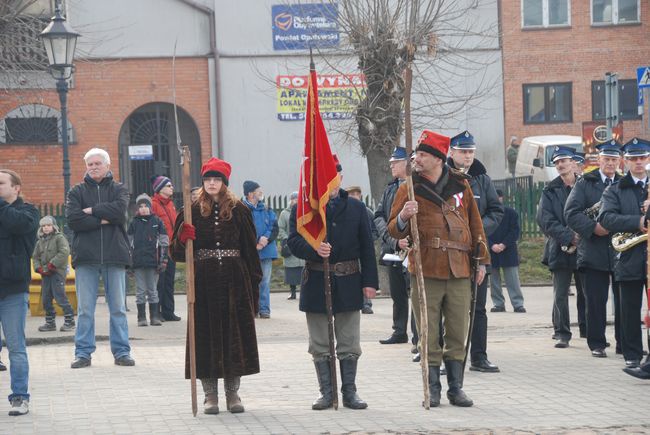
[118,103,202,208]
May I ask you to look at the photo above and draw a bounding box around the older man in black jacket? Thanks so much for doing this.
[288,170,378,410]
[599,137,650,369]
[565,140,622,358]
[0,169,39,416]
[448,131,504,373]
[66,148,134,369]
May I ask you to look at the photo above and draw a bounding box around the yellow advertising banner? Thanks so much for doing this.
[276,74,366,121]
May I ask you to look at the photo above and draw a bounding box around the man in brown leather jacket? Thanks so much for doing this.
[388,130,488,408]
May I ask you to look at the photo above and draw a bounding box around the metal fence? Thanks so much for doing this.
[492,175,545,239]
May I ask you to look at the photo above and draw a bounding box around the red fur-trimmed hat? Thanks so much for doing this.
[201,157,232,186]
[416,130,450,161]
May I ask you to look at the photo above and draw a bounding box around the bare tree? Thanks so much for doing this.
[0,0,49,79]
[334,0,500,203]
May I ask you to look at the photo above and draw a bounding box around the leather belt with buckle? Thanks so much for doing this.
[306,259,360,276]
[427,238,470,252]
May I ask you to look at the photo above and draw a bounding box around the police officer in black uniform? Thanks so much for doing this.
[598,137,650,368]
[565,140,622,357]
[447,131,504,373]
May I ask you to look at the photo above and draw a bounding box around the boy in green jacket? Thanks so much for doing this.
[33,216,74,332]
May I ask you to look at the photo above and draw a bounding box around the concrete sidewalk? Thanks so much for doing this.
[2,286,648,434]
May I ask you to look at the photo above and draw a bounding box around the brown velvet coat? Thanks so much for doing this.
[171,200,262,379]
[388,168,489,280]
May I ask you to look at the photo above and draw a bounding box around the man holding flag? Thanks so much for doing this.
[287,58,378,411]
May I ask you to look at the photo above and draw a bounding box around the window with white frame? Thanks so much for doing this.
[522,0,570,28]
[592,0,640,25]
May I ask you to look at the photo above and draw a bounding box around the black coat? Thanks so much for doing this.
[374,178,403,264]
[536,175,577,271]
[447,158,503,237]
[171,201,262,379]
[127,214,168,269]
[288,189,379,314]
[488,206,520,268]
[0,197,39,297]
[564,170,620,272]
[66,173,132,268]
[598,173,647,282]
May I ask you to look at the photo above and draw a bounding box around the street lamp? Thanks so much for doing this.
[40,0,80,202]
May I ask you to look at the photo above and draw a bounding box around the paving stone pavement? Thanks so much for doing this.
[1,286,648,434]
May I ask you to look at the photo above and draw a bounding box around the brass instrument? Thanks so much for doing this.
[561,201,601,254]
[612,232,647,252]
[584,201,601,220]
[561,244,577,254]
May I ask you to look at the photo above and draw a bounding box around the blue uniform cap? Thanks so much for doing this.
[622,137,650,157]
[389,146,407,162]
[450,130,476,150]
[572,152,585,164]
[595,139,622,157]
[551,145,576,163]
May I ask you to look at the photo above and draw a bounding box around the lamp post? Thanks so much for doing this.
[40,0,79,203]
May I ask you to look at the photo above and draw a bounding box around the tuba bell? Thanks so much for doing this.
[611,232,648,252]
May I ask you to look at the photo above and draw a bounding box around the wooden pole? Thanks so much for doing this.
[181,146,198,417]
[323,254,339,410]
[403,44,430,409]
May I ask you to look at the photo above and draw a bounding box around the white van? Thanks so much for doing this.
[515,135,584,182]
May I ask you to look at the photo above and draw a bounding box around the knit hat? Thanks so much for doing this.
[201,157,232,186]
[243,180,261,196]
[416,130,450,161]
[151,175,172,193]
[136,193,152,208]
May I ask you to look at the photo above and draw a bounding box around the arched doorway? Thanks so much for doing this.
[118,102,202,206]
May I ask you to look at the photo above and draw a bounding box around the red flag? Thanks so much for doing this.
[296,64,340,251]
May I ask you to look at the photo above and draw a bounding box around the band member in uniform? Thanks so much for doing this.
[375,147,415,345]
[447,131,503,373]
[288,162,378,410]
[388,130,488,407]
[537,146,584,349]
[598,137,650,368]
[565,140,622,357]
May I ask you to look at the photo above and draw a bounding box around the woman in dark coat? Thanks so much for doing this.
[171,157,262,415]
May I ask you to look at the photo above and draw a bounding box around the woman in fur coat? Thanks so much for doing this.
[171,157,262,415]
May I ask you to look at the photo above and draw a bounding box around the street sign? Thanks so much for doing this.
[638,66,650,88]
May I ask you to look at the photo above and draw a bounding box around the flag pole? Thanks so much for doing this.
[310,47,339,410]
[403,43,430,409]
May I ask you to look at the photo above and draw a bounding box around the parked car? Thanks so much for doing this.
[515,135,584,182]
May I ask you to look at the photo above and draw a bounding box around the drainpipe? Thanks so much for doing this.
[178,0,223,158]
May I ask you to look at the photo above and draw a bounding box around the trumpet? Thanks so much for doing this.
[584,201,601,220]
[612,232,648,252]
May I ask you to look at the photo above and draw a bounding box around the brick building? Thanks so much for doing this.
[501,0,649,150]
[0,0,214,206]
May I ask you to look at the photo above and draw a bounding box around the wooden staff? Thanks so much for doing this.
[323,246,339,410]
[181,147,198,416]
[403,44,430,409]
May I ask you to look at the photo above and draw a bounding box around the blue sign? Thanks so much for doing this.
[638,66,650,89]
[272,3,339,51]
